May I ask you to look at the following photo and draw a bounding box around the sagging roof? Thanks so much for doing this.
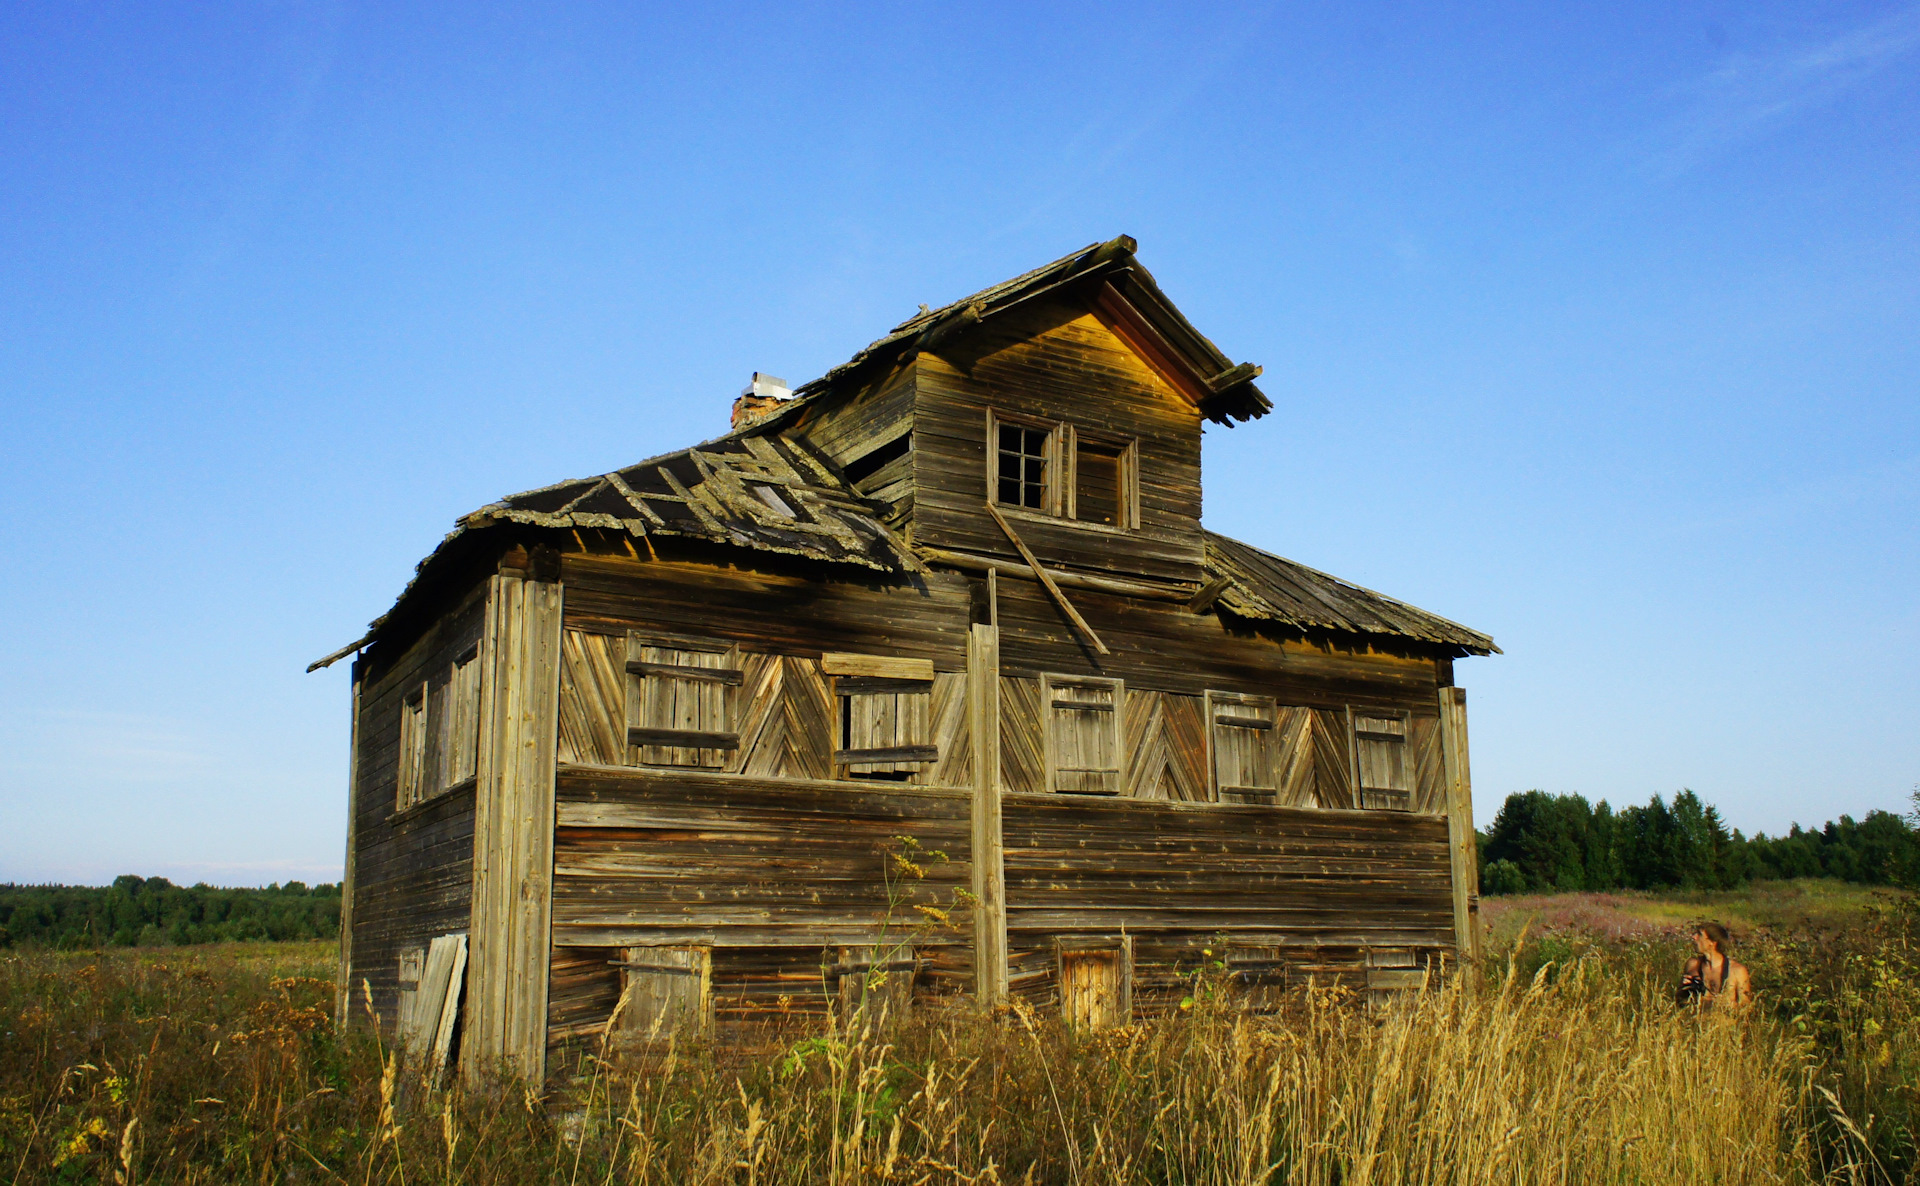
[463,432,917,574]
[1203,533,1499,656]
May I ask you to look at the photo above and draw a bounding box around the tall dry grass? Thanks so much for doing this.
[2,914,1913,1184]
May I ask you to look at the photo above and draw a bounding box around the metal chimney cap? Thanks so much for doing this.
[742,372,791,399]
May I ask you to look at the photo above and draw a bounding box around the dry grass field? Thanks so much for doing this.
[2,881,1915,1184]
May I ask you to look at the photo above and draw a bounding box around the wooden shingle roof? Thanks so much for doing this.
[1202,532,1498,656]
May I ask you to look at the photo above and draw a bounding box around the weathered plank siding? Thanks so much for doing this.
[344,585,486,1034]
[911,303,1208,586]
[560,552,972,671]
[544,766,975,1050]
[1001,795,1454,1008]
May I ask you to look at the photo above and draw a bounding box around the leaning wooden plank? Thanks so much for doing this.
[429,934,468,1084]
[984,502,1110,655]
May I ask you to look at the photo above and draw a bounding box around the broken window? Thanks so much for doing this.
[825,653,937,781]
[626,633,742,768]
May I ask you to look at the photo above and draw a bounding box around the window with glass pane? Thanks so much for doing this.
[997,423,1051,509]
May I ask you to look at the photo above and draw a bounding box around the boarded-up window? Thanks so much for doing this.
[617,945,711,1041]
[831,944,919,1024]
[442,647,481,788]
[1208,691,1278,802]
[626,634,741,768]
[1367,948,1424,1008]
[1070,431,1137,528]
[1057,936,1133,1030]
[397,688,428,811]
[1355,713,1411,811]
[825,653,937,780]
[1043,674,1123,795]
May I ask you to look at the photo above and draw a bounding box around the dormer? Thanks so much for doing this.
[792,237,1268,589]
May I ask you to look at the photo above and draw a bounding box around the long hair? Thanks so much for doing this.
[1697,922,1732,954]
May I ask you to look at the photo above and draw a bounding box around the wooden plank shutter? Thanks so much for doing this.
[395,945,426,1045]
[444,648,480,787]
[1056,935,1132,1030]
[1043,674,1123,795]
[1366,947,1423,1007]
[1207,691,1278,802]
[825,653,937,778]
[616,945,712,1041]
[1355,712,1412,811]
[397,688,428,811]
[625,633,741,767]
[831,944,920,1024]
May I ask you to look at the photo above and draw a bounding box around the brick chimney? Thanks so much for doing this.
[731,372,791,429]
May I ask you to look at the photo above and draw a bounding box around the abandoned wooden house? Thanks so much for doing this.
[311,236,1497,1081]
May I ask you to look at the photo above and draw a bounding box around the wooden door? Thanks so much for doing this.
[1056,937,1133,1030]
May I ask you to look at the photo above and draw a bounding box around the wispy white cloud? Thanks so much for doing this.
[1652,6,1920,172]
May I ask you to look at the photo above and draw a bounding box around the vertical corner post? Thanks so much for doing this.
[466,569,564,1084]
[335,671,363,1032]
[1438,686,1480,966]
[968,586,1007,1003]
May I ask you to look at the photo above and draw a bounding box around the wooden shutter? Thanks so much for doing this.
[443,648,480,788]
[1355,712,1412,810]
[1056,936,1133,1030]
[831,944,920,1024]
[625,633,742,767]
[1367,947,1424,1007]
[826,653,937,778]
[1043,674,1123,795]
[616,945,712,1041]
[395,946,426,1044]
[397,688,428,811]
[1207,691,1278,802]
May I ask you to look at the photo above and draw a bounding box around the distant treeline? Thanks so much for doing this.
[0,876,341,948]
[1478,789,1920,896]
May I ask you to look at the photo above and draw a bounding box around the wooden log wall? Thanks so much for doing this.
[1001,795,1454,1008]
[911,302,1207,586]
[560,552,972,672]
[343,584,486,1035]
[546,766,974,1056]
[521,543,1466,1051]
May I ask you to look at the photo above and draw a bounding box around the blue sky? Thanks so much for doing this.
[1,2,1915,885]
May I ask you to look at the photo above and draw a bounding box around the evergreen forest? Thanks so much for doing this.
[0,876,341,948]
[1477,788,1920,895]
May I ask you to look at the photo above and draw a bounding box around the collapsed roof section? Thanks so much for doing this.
[462,432,916,574]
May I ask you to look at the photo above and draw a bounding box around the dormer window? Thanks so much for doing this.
[988,411,1136,528]
[996,419,1055,510]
